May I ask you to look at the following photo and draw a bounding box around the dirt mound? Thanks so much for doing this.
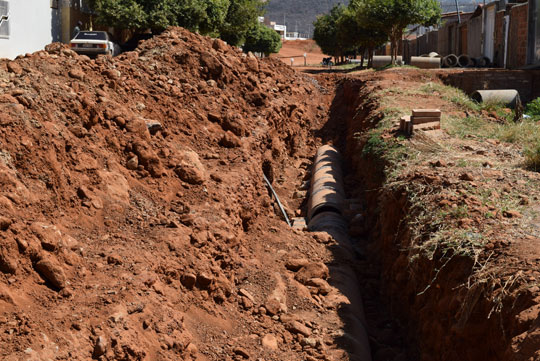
[0,28,354,360]
[273,40,327,66]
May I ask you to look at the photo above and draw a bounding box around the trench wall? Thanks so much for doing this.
[334,78,536,360]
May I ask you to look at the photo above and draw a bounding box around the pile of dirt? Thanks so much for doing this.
[0,27,360,360]
[272,40,326,67]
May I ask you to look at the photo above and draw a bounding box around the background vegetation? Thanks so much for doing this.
[87,0,281,54]
[313,0,441,65]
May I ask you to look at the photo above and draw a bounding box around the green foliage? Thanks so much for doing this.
[243,23,282,56]
[91,0,147,30]
[89,0,263,42]
[526,97,540,117]
[313,4,346,57]
[354,0,441,60]
[219,0,264,46]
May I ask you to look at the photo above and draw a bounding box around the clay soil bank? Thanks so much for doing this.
[328,67,540,361]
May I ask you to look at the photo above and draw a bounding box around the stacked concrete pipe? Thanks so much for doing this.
[457,54,473,67]
[307,145,372,361]
[442,54,459,68]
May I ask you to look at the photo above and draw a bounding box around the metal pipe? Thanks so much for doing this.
[471,89,520,108]
[263,173,291,226]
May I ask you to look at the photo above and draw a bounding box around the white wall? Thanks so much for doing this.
[0,0,61,59]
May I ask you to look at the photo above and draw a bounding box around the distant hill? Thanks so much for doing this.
[264,0,481,36]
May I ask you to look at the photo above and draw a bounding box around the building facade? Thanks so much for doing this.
[0,0,62,59]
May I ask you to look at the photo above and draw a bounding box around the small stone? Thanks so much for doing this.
[239,288,255,303]
[196,272,214,289]
[265,298,282,316]
[92,335,108,358]
[460,172,474,181]
[0,248,17,274]
[233,347,250,359]
[286,320,311,336]
[181,273,196,289]
[503,210,522,218]
[126,156,138,170]
[285,258,309,272]
[107,254,122,265]
[34,257,66,289]
[7,62,23,75]
[261,334,278,350]
[295,262,329,284]
[219,131,242,148]
[68,69,85,80]
[174,150,207,185]
[305,278,332,295]
[430,159,447,167]
[146,121,162,135]
[300,337,317,348]
[0,216,12,231]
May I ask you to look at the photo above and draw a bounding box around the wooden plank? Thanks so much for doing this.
[411,116,441,124]
[415,122,441,131]
[400,115,410,131]
[412,109,441,117]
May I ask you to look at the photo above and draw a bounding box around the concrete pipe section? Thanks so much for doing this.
[457,54,472,68]
[472,56,491,67]
[307,145,345,221]
[372,55,402,68]
[410,56,441,69]
[307,145,372,361]
[471,89,521,108]
[442,54,458,68]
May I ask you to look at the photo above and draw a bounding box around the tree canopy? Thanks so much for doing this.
[355,0,441,61]
[312,4,346,59]
[313,0,441,64]
[243,22,282,56]
[88,0,265,47]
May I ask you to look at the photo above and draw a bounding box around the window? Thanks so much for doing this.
[0,0,8,39]
[75,31,107,41]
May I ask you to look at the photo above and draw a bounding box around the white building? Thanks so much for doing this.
[0,0,62,59]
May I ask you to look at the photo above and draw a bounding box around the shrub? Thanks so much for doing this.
[525,97,540,116]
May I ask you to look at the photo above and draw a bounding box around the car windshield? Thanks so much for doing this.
[75,32,107,41]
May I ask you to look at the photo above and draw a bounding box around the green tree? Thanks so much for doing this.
[199,0,231,36]
[312,4,346,62]
[220,0,264,46]
[355,0,441,63]
[89,0,266,46]
[90,0,147,30]
[243,23,282,56]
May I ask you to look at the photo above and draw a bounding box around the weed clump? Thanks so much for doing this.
[524,142,540,171]
[525,97,540,117]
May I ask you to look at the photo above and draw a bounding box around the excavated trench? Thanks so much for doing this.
[304,77,524,361]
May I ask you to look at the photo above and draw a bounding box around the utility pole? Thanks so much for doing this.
[455,0,461,23]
